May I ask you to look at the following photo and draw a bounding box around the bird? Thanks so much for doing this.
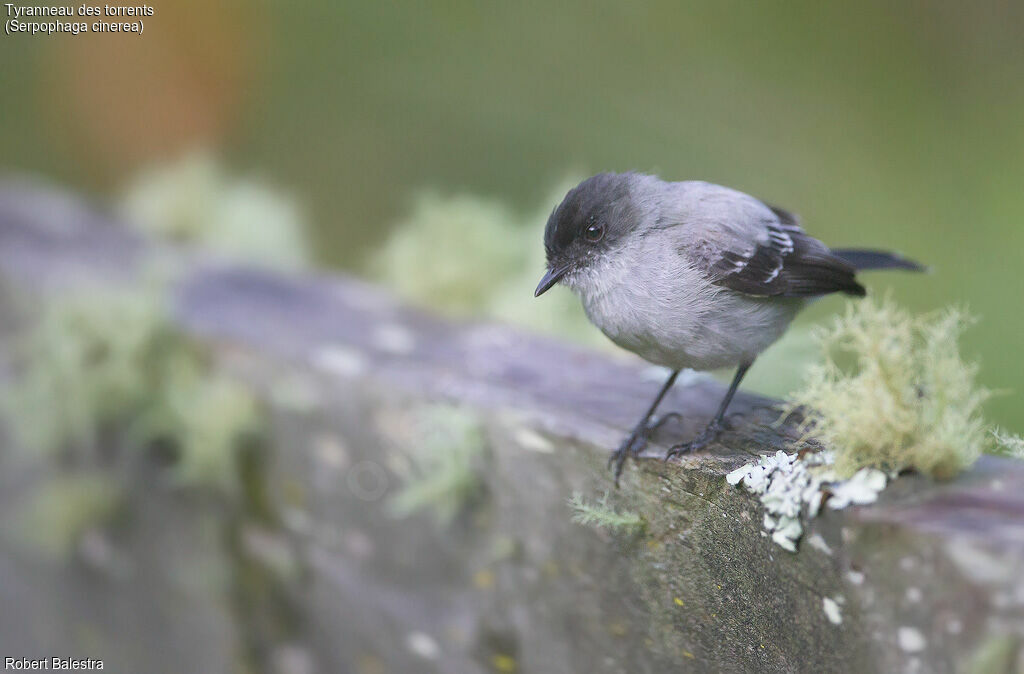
[533,172,923,485]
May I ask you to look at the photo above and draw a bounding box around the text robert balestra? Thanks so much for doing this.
[5,658,103,670]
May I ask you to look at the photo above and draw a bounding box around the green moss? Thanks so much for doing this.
[785,296,990,479]
[567,491,644,534]
[388,405,487,524]
[4,285,263,494]
[118,150,310,269]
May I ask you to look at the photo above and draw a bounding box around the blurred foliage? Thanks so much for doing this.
[6,285,167,455]
[785,297,991,479]
[3,285,262,494]
[10,474,121,559]
[740,325,821,399]
[964,634,1022,674]
[119,151,310,269]
[388,405,488,524]
[370,192,526,314]
[370,181,611,348]
[2,1,1023,430]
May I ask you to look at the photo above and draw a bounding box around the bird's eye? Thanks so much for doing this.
[584,222,605,242]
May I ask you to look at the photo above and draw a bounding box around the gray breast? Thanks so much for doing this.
[572,237,804,371]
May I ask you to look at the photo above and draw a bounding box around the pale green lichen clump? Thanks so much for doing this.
[567,492,645,534]
[369,181,611,348]
[785,297,991,480]
[370,192,527,315]
[388,405,487,524]
[992,428,1024,460]
[4,286,263,493]
[731,297,1021,551]
[119,150,311,269]
[10,474,121,558]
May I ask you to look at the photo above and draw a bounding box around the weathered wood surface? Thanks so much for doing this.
[0,179,1023,673]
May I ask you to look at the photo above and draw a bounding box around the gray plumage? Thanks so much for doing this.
[538,172,920,371]
[534,172,924,484]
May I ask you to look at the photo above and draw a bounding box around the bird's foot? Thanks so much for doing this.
[664,420,723,461]
[609,413,682,486]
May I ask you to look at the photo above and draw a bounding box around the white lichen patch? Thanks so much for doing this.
[726,450,887,552]
[406,631,441,659]
[992,428,1024,460]
[311,433,349,471]
[807,533,833,555]
[374,323,416,355]
[310,345,368,378]
[826,467,888,509]
[898,626,926,653]
[822,596,843,625]
[512,427,555,453]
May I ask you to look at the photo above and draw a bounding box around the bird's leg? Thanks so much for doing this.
[609,370,680,486]
[665,360,753,461]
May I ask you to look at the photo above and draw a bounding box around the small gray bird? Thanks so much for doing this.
[534,172,923,484]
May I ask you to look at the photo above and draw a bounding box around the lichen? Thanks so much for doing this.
[8,474,121,559]
[119,150,310,269]
[368,181,610,348]
[784,296,991,480]
[5,284,168,455]
[727,450,887,551]
[897,626,927,653]
[731,298,1019,550]
[567,491,645,534]
[388,405,487,524]
[369,191,526,314]
[140,372,262,491]
[964,634,1021,674]
[822,596,843,625]
[3,285,264,494]
[992,428,1024,460]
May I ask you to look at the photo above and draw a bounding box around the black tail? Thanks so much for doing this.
[831,248,926,272]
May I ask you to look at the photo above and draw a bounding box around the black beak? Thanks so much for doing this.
[534,265,569,297]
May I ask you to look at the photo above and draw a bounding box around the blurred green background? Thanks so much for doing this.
[2,0,1022,431]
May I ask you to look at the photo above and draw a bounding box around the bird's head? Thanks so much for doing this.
[534,172,643,297]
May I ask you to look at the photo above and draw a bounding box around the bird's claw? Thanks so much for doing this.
[609,413,682,486]
[664,420,723,461]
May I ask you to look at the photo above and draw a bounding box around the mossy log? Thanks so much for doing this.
[0,179,1023,673]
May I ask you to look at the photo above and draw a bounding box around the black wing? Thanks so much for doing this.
[707,203,866,298]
